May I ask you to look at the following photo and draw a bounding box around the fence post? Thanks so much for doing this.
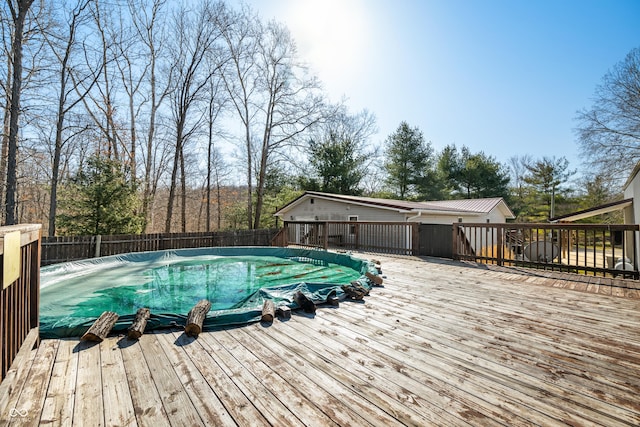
[496,225,503,266]
[94,235,102,258]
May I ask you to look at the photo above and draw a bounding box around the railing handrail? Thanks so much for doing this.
[1,224,42,384]
[453,222,640,279]
[278,221,419,255]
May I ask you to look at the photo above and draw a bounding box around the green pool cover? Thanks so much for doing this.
[40,247,376,338]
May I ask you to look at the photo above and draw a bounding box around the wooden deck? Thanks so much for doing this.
[2,254,640,426]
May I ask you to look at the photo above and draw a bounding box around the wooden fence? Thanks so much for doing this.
[41,229,279,265]
[453,222,640,279]
[0,224,41,384]
[271,221,420,255]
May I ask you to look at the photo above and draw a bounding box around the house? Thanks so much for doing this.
[274,191,515,224]
[274,192,515,256]
[548,164,640,267]
[624,162,640,224]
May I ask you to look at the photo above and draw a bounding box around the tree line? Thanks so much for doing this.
[1,1,638,235]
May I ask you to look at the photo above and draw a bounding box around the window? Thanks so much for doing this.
[348,215,358,234]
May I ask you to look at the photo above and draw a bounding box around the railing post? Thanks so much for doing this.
[354,223,359,250]
[323,222,329,250]
[452,223,459,260]
[496,225,503,266]
[412,223,419,256]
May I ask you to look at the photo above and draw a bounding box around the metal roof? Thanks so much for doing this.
[275,191,515,218]
[550,198,633,223]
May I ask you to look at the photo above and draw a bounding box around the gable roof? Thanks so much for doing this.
[275,191,515,218]
[549,198,633,223]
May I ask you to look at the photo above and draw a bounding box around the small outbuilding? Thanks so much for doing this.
[275,191,515,224]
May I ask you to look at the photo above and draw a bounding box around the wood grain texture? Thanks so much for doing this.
[2,254,640,426]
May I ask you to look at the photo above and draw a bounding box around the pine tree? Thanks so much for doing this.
[383,122,434,200]
[56,155,144,235]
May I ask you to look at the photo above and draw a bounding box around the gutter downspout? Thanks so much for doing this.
[407,210,422,222]
[405,210,422,254]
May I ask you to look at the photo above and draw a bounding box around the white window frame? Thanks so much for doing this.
[348,215,358,234]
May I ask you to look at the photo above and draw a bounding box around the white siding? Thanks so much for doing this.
[623,173,640,259]
[282,197,509,225]
[283,198,406,222]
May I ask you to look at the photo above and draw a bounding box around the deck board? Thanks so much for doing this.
[2,254,640,426]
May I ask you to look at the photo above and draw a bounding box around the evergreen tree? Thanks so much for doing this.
[522,156,575,220]
[437,145,510,200]
[383,121,435,199]
[56,155,144,235]
[300,131,370,195]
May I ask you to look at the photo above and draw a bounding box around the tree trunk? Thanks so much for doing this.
[185,299,211,337]
[206,104,213,232]
[165,125,183,233]
[81,311,119,342]
[180,147,186,232]
[5,0,34,225]
[244,121,253,229]
[261,299,275,323]
[127,308,151,340]
[293,291,316,314]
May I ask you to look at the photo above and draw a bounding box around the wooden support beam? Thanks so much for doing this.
[261,300,275,323]
[127,308,151,340]
[185,300,211,337]
[81,311,119,342]
[294,291,316,314]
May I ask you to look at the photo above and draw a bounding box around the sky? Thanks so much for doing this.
[244,0,640,175]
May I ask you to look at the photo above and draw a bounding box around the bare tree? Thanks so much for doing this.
[128,0,170,229]
[41,0,96,236]
[219,5,257,229]
[220,11,326,229]
[576,47,640,182]
[251,20,326,228]
[77,0,126,160]
[203,64,228,231]
[164,1,223,233]
[4,0,35,224]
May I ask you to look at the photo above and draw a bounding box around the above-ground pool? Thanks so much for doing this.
[40,247,375,338]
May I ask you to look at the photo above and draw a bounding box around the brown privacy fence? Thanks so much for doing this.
[1,224,41,384]
[453,222,640,279]
[271,221,420,255]
[41,229,279,266]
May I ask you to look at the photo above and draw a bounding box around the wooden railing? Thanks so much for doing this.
[272,221,420,255]
[453,222,640,279]
[0,224,42,384]
[41,228,278,265]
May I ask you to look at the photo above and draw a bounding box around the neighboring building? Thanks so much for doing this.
[624,162,640,225]
[275,191,515,224]
[549,163,639,266]
[274,191,515,255]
